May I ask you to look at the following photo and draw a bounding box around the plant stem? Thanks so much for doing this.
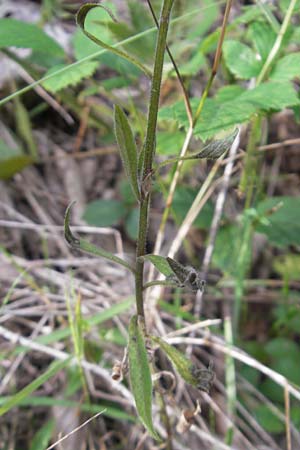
[135,0,174,318]
[146,0,233,293]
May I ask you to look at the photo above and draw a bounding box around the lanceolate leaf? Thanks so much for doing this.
[151,336,214,393]
[64,202,135,273]
[114,105,140,201]
[194,128,238,159]
[76,3,151,77]
[128,316,160,440]
[139,254,173,277]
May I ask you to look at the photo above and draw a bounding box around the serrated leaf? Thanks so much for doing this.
[248,21,276,62]
[0,140,33,180]
[128,316,160,440]
[64,202,135,273]
[43,61,98,92]
[0,18,64,57]
[256,196,300,247]
[159,82,300,141]
[83,199,126,227]
[223,40,263,79]
[270,52,300,81]
[76,3,150,77]
[151,336,214,393]
[114,105,140,201]
[139,254,173,277]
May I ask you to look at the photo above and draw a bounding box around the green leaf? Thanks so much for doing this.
[0,140,33,180]
[0,18,64,57]
[223,40,263,79]
[248,21,276,62]
[256,196,300,247]
[114,105,140,201]
[76,3,150,77]
[140,254,174,277]
[83,199,126,227]
[196,128,238,159]
[159,82,300,140]
[156,130,185,156]
[273,254,300,280]
[173,187,214,229]
[255,405,285,434]
[43,61,99,92]
[151,336,214,393]
[29,419,55,450]
[64,202,135,273]
[270,52,300,82]
[0,396,133,421]
[265,337,300,361]
[128,316,160,440]
[0,358,70,416]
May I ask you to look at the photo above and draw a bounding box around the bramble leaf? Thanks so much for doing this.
[43,62,99,92]
[270,52,300,82]
[114,105,140,201]
[128,316,161,440]
[223,40,262,79]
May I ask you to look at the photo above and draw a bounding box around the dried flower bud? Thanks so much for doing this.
[111,361,123,382]
[176,401,201,433]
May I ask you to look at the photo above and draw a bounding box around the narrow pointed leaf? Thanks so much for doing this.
[64,202,135,273]
[76,3,151,77]
[114,105,140,201]
[195,128,238,159]
[151,336,214,393]
[138,254,173,277]
[128,316,161,440]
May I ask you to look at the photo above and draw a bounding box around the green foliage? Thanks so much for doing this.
[140,254,173,277]
[256,196,300,247]
[255,405,285,434]
[270,52,300,81]
[43,61,99,92]
[248,21,277,62]
[0,140,33,180]
[0,18,64,57]
[223,40,263,79]
[114,105,140,201]
[29,419,55,450]
[0,358,70,416]
[83,199,126,227]
[128,316,160,440]
[173,186,214,229]
[151,336,214,392]
[159,82,299,140]
[76,3,150,77]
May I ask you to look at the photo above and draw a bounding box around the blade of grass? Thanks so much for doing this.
[0,358,71,416]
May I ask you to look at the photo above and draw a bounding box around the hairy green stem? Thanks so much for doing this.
[135,0,174,318]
